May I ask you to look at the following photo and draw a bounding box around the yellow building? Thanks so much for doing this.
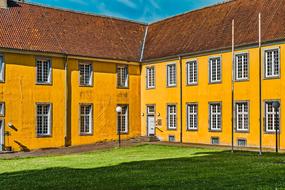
[0,0,285,152]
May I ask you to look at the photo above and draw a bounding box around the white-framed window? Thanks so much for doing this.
[79,63,93,86]
[235,53,248,80]
[117,105,128,133]
[146,67,155,89]
[236,102,249,131]
[80,104,93,135]
[187,60,198,85]
[167,64,176,87]
[187,104,198,130]
[0,102,4,116]
[117,65,128,88]
[265,101,280,133]
[36,103,51,136]
[209,57,221,83]
[0,55,4,82]
[36,58,51,84]
[209,103,222,131]
[0,119,4,151]
[264,48,280,78]
[167,105,177,129]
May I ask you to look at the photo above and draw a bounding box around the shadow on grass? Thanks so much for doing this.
[1,151,285,190]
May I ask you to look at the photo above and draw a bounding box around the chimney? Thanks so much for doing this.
[0,0,7,9]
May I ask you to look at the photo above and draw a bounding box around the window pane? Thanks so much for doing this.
[117,66,128,87]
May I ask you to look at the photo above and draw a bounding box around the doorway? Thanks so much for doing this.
[147,105,155,136]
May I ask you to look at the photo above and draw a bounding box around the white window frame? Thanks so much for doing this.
[235,102,249,132]
[146,67,155,89]
[79,63,93,86]
[0,54,5,82]
[36,58,52,84]
[117,65,128,88]
[265,101,280,133]
[0,102,5,117]
[117,105,128,133]
[186,60,198,85]
[187,103,198,130]
[235,53,249,81]
[79,104,93,135]
[264,48,280,78]
[167,104,177,130]
[209,57,221,83]
[36,103,52,137]
[167,64,176,87]
[209,103,222,131]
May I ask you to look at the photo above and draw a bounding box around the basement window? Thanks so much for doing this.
[168,135,175,142]
[0,55,4,82]
[211,137,219,145]
[36,58,52,84]
[237,139,247,147]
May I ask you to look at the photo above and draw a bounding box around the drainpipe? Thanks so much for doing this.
[258,13,262,156]
[231,19,235,153]
[64,54,69,147]
[179,56,183,143]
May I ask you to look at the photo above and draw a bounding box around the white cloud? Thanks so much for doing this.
[117,0,138,9]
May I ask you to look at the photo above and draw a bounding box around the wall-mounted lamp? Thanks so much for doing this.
[141,113,144,116]
[8,122,13,127]
[157,113,160,117]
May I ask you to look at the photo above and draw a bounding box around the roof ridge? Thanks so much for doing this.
[148,0,236,25]
[19,1,147,26]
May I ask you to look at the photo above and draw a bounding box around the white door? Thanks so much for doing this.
[147,116,155,136]
[0,119,4,151]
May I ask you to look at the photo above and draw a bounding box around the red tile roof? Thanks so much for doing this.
[144,0,285,60]
[0,0,285,62]
[0,1,146,62]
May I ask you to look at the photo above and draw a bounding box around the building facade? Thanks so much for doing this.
[0,0,285,151]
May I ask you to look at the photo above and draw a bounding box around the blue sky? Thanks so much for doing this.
[26,0,223,23]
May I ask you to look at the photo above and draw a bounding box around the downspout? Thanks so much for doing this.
[179,56,183,143]
[64,54,69,147]
[231,19,235,153]
[140,26,148,62]
[258,13,262,155]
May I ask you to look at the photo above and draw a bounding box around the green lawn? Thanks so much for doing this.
[1,144,285,190]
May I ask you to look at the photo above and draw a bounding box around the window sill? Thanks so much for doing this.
[37,135,52,138]
[263,76,280,80]
[235,130,250,133]
[186,83,198,86]
[79,84,93,88]
[80,133,93,136]
[209,129,222,132]
[186,129,198,132]
[166,85,177,88]
[36,82,52,86]
[208,81,222,85]
[117,86,129,89]
[167,128,177,131]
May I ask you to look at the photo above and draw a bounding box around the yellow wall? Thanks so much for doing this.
[0,52,141,151]
[141,43,285,150]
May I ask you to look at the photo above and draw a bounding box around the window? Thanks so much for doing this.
[147,106,155,115]
[0,119,4,151]
[146,67,155,89]
[117,105,128,133]
[0,103,4,116]
[236,102,249,131]
[36,104,51,136]
[117,65,128,88]
[211,137,219,145]
[265,101,280,133]
[238,139,247,147]
[168,135,175,142]
[167,105,177,129]
[36,58,51,84]
[209,103,222,131]
[80,104,93,135]
[0,55,4,82]
[265,49,280,78]
[187,60,198,85]
[187,104,198,130]
[209,57,221,83]
[79,63,92,86]
[167,64,176,87]
[235,53,248,80]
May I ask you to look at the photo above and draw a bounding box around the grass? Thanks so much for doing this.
[1,144,285,190]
